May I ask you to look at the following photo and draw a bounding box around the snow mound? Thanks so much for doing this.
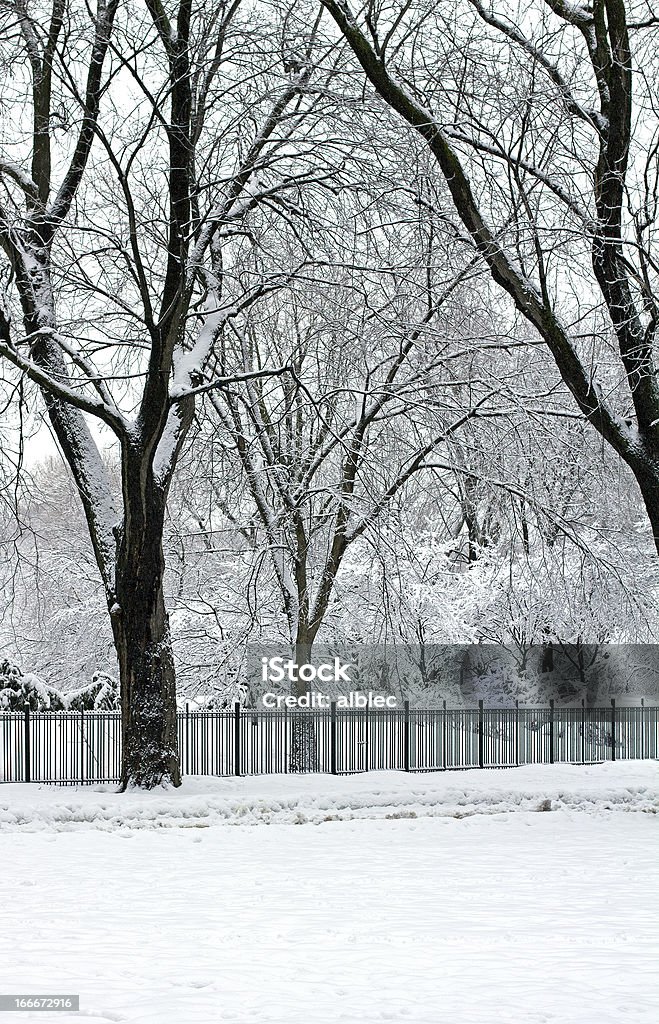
[0,761,656,832]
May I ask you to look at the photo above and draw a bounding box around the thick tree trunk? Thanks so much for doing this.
[289,633,320,773]
[293,636,314,698]
[111,511,181,790]
[541,644,554,673]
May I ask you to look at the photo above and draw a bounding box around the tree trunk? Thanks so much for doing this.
[289,633,320,773]
[541,644,554,673]
[293,636,314,698]
[112,508,181,790]
[630,455,659,557]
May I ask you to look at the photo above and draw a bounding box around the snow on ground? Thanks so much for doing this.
[0,764,657,1024]
[0,760,656,831]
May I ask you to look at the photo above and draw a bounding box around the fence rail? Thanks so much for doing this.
[1,700,657,785]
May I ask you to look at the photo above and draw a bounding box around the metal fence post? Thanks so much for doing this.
[284,704,288,774]
[330,700,337,775]
[234,701,241,777]
[641,698,646,760]
[611,698,616,761]
[549,699,555,765]
[403,699,410,772]
[581,699,586,764]
[24,703,31,784]
[80,709,85,783]
[478,699,484,768]
[364,703,370,772]
[515,700,520,766]
[442,699,447,770]
[185,702,190,777]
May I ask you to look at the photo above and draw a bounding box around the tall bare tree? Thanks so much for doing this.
[322,0,659,553]
[0,0,350,786]
[207,249,497,669]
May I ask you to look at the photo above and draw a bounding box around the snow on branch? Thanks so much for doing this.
[152,401,187,491]
[186,79,308,281]
[0,332,126,435]
[171,264,308,400]
[0,158,40,204]
[542,0,593,30]
[176,365,291,400]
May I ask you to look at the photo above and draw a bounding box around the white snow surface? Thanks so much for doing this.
[0,760,656,832]
[1,763,657,1024]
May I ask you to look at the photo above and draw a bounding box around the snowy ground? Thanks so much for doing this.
[1,761,657,831]
[1,763,657,1024]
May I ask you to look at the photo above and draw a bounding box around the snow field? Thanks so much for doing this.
[0,763,657,1024]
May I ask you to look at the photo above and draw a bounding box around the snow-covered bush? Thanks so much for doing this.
[0,658,66,710]
[65,672,120,711]
[0,660,119,711]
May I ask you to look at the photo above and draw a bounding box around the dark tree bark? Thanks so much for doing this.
[289,635,320,773]
[112,468,180,788]
[541,645,554,674]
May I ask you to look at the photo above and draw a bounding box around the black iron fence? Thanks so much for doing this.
[1,699,657,785]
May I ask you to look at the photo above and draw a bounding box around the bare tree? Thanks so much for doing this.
[210,262,497,624]
[322,0,659,553]
[0,0,350,786]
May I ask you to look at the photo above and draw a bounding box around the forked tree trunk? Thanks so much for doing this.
[111,500,181,790]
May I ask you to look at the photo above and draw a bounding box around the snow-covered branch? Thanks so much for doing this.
[0,333,127,435]
[0,158,40,204]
